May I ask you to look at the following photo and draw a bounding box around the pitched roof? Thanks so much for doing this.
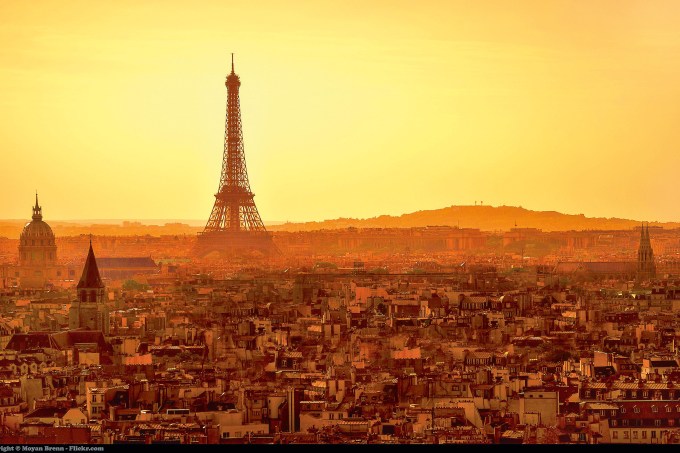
[7,330,111,353]
[584,403,619,410]
[77,243,104,289]
[25,406,69,419]
[555,261,636,274]
[97,257,158,269]
[51,330,110,350]
[5,332,61,351]
[650,360,678,367]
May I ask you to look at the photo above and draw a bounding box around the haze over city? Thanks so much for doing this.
[4,1,680,447]
[2,0,680,223]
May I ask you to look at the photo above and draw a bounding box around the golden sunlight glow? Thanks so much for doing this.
[1,0,680,222]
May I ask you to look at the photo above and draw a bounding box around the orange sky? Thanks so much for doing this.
[1,0,680,224]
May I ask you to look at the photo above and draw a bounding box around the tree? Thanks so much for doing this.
[123,279,148,291]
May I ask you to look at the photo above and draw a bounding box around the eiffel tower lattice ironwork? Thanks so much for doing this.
[196,55,278,257]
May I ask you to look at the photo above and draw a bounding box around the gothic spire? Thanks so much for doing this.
[77,241,104,289]
[646,222,650,241]
[637,221,656,281]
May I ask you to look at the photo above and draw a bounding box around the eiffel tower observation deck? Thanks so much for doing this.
[195,55,278,258]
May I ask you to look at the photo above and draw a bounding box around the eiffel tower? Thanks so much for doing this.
[195,55,278,257]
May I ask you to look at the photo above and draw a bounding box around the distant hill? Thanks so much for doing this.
[2,207,677,238]
[268,205,680,233]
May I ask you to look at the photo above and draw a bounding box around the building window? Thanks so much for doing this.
[655,420,661,427]
[642,431,647,439]
[623,431,629,439]
[667,406,672,413]
[634,407,640,413]
[652,406,658,413]
[621,407,626,413]
[643,391,649,398]
[633,431,638,439]
[612,431,618,440]
[612,420,617,427]
[622,420,629,427]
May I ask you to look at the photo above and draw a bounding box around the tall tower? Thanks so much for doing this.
[69,240,109,334]
[637,223,656,281]
[196,55,278,257]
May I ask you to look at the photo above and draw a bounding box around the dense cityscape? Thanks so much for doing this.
[3,3,680,446]
[1,196,680,445]
[1,58,680,445]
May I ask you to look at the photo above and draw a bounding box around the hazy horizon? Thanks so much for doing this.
[0,218,288,227]
[1,202,678,227]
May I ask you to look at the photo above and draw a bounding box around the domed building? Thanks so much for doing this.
[18,193,58,288]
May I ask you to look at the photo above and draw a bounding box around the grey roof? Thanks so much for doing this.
[77,243,104,289]
[97,257,158,269]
